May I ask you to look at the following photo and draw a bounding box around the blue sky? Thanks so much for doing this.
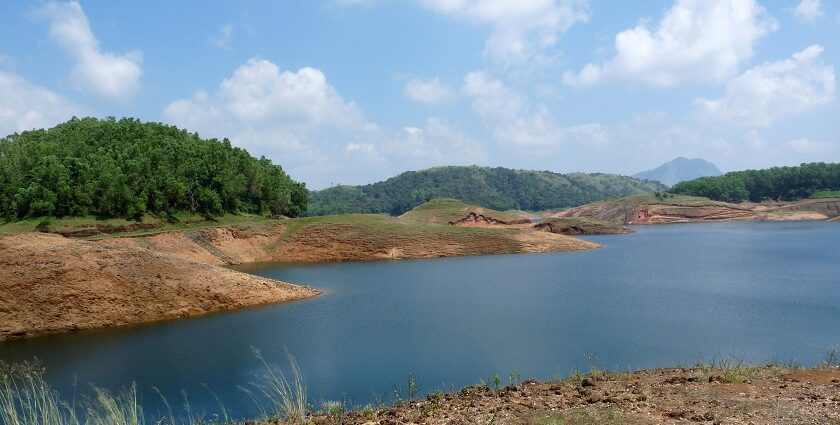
[1,0,838,188]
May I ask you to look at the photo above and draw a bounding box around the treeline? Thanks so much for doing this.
[0,117,308,220]
[307,166,666,216]
[670,162,840,202]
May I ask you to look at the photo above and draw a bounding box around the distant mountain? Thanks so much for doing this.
[633,157,722,187]
[306,166,667,216]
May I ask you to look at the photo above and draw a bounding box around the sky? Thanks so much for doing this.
[1,0,838,188]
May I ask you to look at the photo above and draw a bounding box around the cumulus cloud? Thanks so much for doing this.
[36,1,142,101]
[404,78,453,105]
[420,0,590,67]
[164,58,373,158]
[0,71,82,137]
[695,45,835,126]
[563,0,777,87]
[163,58,489,186]
[391,118,486,164]
[460,71,606,148]
[794,0,823,22]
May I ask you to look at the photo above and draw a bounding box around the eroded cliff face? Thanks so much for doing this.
[0,232,319,341]
[449,212,532,227]
[551,198,840,225]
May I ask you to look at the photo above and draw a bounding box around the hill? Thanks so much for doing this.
[632,157,722,187]
[306,166,667,216]
[0,117,308,220]
[670,162,840,202]
[547,194,840,224]
[398,198,531,226]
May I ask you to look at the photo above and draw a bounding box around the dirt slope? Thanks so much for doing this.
[0,233,318,341]
[296,366,840,425]
[550,195,840,225]
[1,214,598,340]
[534,217,633,235]
[399,198,532,226]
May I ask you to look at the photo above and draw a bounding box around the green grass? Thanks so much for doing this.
[0,352,309,425]
[811,190,840,199]
[398,198,529,224]
[0,213,276,239]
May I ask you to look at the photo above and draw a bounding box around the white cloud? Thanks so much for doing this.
[164,58,373,158]
[404,78,453,105]
[787,137,829,153]
[389,118,486,164]
[0,71,82,137]
[163,58,488,186]
[695,45,835,126]
[794,0,824,22]
[210,24,234,51]
[36,1,142,101]
[563,0,777,87]
[420,0,590,67]
[461,71,605,148]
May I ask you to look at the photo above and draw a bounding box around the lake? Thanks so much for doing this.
[1,221,839,419]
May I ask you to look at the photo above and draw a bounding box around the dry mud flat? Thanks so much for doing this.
[297,366,840,425]
[0,232,319,341]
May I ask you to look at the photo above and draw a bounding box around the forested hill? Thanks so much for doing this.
[0,117,308,219]
[670,162,840,202]
[306,166,667,216]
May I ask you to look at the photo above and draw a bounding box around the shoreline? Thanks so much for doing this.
[1,196,837,342]
[0,214,598,341]
[297,364,840,424]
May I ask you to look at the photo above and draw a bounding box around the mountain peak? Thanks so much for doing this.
[633,158,722,187]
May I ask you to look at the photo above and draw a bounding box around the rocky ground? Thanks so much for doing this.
[291,365,840,425]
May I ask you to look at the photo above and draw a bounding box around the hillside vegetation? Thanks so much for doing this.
[307,166,666,216]
[670,162,840,203]
[0,117,308,220]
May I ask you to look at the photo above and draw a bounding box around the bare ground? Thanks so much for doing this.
[0,216,597,340]
[0,232,319,341]
[550,196,840,225]
[294,366,840,425]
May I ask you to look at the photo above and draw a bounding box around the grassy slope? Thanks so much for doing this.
[0,213,276,239]
[398,198,530,224]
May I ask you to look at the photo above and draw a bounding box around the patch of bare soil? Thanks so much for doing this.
[107,225,285,266]
[553,198,840,225]
[299,366,840,425]
[269,224,597,263]
[451,212,533,227]
[0,233,318,341]
[534,218,633,235]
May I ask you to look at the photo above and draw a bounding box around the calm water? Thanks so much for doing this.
[1,221,839,419]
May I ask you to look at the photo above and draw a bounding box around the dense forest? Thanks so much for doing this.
[306,166,667,216]
[670,162,840,202]
[0,117,308,220]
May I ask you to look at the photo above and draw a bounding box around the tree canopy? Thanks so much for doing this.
[670,162,840,202]
[306,166,666,216]
[0,117,307,219]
